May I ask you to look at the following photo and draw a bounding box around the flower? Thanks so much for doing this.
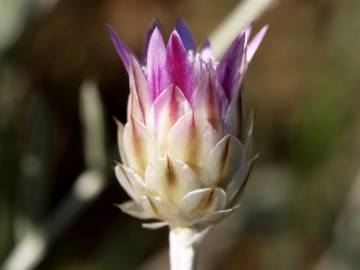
[109,19,267,228]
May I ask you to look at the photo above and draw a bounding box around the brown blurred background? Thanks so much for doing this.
[1,0,360,269]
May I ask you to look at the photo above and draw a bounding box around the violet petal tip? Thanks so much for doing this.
[175,18,196,52]
[107,23,132,72]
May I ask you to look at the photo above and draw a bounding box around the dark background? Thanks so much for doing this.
[1,0,360,269]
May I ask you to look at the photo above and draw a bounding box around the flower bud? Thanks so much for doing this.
[109,20,267,228]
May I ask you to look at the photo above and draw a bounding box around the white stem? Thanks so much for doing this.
[169,228,199,270]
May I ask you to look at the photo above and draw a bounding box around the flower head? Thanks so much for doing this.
[109,20,267,228]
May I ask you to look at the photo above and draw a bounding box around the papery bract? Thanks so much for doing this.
[109,20,267,228]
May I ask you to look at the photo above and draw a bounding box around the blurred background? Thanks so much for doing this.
[1,0,360,269]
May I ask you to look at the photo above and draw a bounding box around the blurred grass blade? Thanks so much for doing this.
[0,0,32,54]
[80,80,107,172]
[2,80,108,270]
[15,96,54,241]
[210,0,277,58]
[0,65,29,260]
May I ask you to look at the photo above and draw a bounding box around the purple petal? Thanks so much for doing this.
[175,19,196,52]
[146,27,170,100]
[107,23,132,73]
[143,20,162,61]
[166,30,195,101]
[247,25,268,63]
[216,33,246,101]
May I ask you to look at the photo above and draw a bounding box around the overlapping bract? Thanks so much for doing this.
[109,20,267,228]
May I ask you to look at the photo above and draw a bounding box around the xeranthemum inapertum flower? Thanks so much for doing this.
[109,19,267,229]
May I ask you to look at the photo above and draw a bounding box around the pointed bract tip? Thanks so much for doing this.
[247,25,269,62]
[216,32,246,100]
[175,18,196,52]
[143,19,164,60]
[113,203,122,209]
[166,30,195,100]
[147,25,166,53]
[151,18,162,29]
[146,26,168,99]
[113,159,121,166]
[167,29,187,52]
[112,116,122,125]
[107,23,132,72]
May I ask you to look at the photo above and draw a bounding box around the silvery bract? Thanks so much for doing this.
[109,20,267,228]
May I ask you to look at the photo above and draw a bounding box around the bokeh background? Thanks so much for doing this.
[1,0,360,269]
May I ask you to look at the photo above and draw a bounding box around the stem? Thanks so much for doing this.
[169,228,199,270]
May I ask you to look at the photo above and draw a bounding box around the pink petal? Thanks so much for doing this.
[143,20,162,61]
[146,27,170,100]
[149,84,192,143]
[166,31,195,101]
